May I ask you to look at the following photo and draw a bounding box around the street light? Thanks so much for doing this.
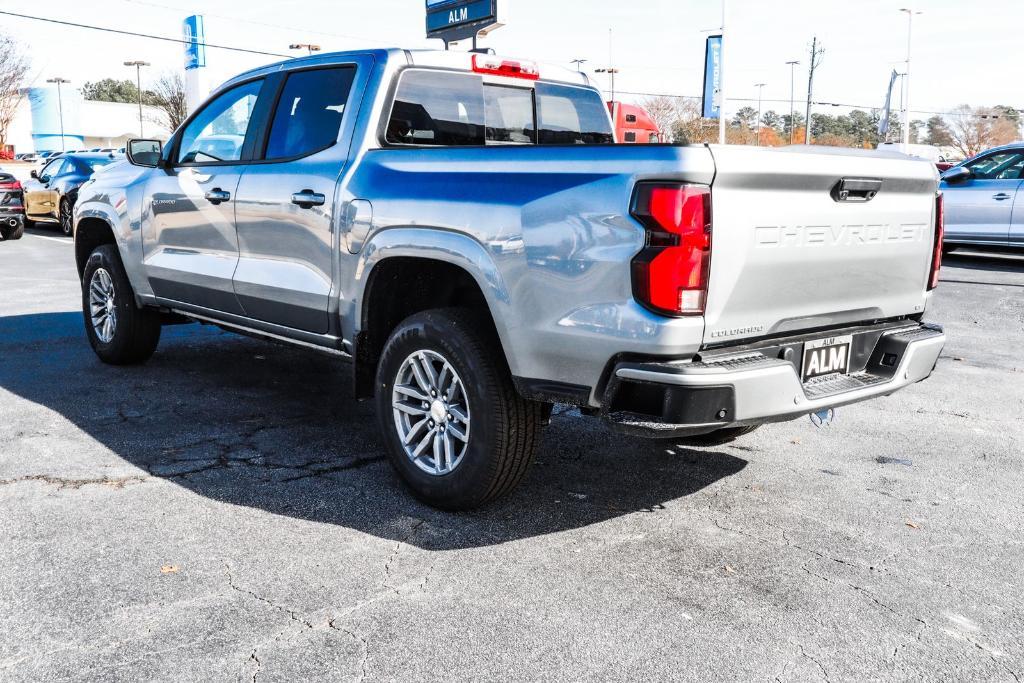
[785,60,800,145]
[899,8,922,145]
[124,61,150,137]
[570,59,588,73]
[45,78,70,152]
[289,43,321,55]
[754,83,766,146]
[595,67,620,102]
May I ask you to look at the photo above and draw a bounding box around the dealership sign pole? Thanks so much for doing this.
[182,15,207,115]
[425,0,504,49]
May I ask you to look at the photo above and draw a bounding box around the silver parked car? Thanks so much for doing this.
[941,143,1024,252]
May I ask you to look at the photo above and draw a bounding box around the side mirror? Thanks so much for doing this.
[127,139,163,168]
[30,170,38,179]
[942,166,971,184]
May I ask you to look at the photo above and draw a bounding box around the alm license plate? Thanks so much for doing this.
[802,335,853,382]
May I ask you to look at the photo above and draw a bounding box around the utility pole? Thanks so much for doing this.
[899,8,922,145]
[289,43,321,55]
[570,59,587,73]
[46,78,70,151]
[754,83,766,146]
[804,37,824,145]
[785,60,800,144]
[124,61,150,137]
[719,0,727,145]
[595,68,620,102]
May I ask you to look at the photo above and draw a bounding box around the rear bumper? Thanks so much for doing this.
[602,322,945,437]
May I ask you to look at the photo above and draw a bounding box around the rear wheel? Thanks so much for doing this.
[82,244,161,365]
[60,197,74,236]
[375,309,544,510]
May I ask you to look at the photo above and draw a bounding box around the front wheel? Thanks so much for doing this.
[375,309,545,510]
[82,244,162,365]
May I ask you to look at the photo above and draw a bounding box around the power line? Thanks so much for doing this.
[0,10,290,59]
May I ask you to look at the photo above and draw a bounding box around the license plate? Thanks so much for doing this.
[802,335,853,382]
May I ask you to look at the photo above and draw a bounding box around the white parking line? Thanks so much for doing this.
[29,234,73,245]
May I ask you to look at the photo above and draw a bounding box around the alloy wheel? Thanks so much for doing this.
[88,268,117,343]
[391,349,471,476]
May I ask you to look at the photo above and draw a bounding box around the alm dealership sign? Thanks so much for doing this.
[426,0,500,43]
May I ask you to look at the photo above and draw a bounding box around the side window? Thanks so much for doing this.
[536,83,615,145]
[624,132,637,143]
[386,71,485,146]
[41,158,66,180]
[177,80,263,164]
[483,85,535,144]
[967,152,1024,180]
[265,67,357,160]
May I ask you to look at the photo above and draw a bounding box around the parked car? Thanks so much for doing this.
[73,48,946,509]
[23,153,118,236]
[940,143,1024,253]
[0,172,25,240]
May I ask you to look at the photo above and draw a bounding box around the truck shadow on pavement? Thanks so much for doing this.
[0,311,747,550]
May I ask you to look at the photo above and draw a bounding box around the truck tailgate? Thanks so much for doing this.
[703,145,939,346]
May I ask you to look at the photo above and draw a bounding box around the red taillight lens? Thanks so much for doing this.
[928,193,944,290]
[0,181,21,191]
[631,184,712,316]
[472,54,541,80]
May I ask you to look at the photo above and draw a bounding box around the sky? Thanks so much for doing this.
[2,0,1021,121]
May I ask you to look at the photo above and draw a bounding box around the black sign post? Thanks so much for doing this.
[426,0,501,49]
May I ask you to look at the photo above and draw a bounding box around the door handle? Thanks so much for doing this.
[291,190,326,209]
[204,188,231,205]
[993,193,1012,201]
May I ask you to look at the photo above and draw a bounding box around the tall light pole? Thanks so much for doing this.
[289,43,321,55]
[570,59,587,73]
[124,61,150,137]
[595,68,620,102]
[899,9,922,145]
[785,60,800,144]
[45,78,70,151]
[754,83,766,146]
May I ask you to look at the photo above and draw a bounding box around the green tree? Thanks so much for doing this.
[82,78,159,105]
[924,115,953,146]
[731,106,758,130]
[761,110,783,133]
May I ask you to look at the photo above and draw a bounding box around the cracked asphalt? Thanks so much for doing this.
[1,224,1022,681]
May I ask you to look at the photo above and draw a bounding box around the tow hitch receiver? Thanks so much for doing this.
[810,408,835,428]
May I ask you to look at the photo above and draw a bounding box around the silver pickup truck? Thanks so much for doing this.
[73,49,946,509]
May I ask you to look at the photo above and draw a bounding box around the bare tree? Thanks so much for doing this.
[638,96,711,144]
[0,33,31,152]
[149,72,188,133]
[947,105,1018,158]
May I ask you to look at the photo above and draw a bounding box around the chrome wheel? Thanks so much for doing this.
[391,349,471,476]
[60,200,73,236]
[88,268,117,343]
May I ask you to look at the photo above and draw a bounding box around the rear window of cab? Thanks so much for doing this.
[385,70,614,147]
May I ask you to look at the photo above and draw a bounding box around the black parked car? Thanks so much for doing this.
[0,172,25,241]
[24,153,119,236]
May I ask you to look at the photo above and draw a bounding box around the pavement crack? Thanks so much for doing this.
[328,619,369,682]
[383,519,426,592]
[797,644,830,682]
[0,474,149,490]
[223,561,314,629]
[249,648,261,683]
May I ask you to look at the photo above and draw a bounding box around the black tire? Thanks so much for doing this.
[82,244,161,365]
[651,424,761,447]
[59,197,73,236]
[375,308,545,510]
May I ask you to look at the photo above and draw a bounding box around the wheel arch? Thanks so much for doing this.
[352,229,515,400]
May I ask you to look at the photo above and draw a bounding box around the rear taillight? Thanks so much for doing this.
[630,183,712,316]
[0,181,21,191]
[928,193,944,290]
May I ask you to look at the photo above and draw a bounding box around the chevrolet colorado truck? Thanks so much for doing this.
[73,49,946,510]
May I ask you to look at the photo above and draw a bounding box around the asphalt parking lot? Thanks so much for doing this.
[1,220,1022,681]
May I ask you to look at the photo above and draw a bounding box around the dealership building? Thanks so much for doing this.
[5,85,171,154]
